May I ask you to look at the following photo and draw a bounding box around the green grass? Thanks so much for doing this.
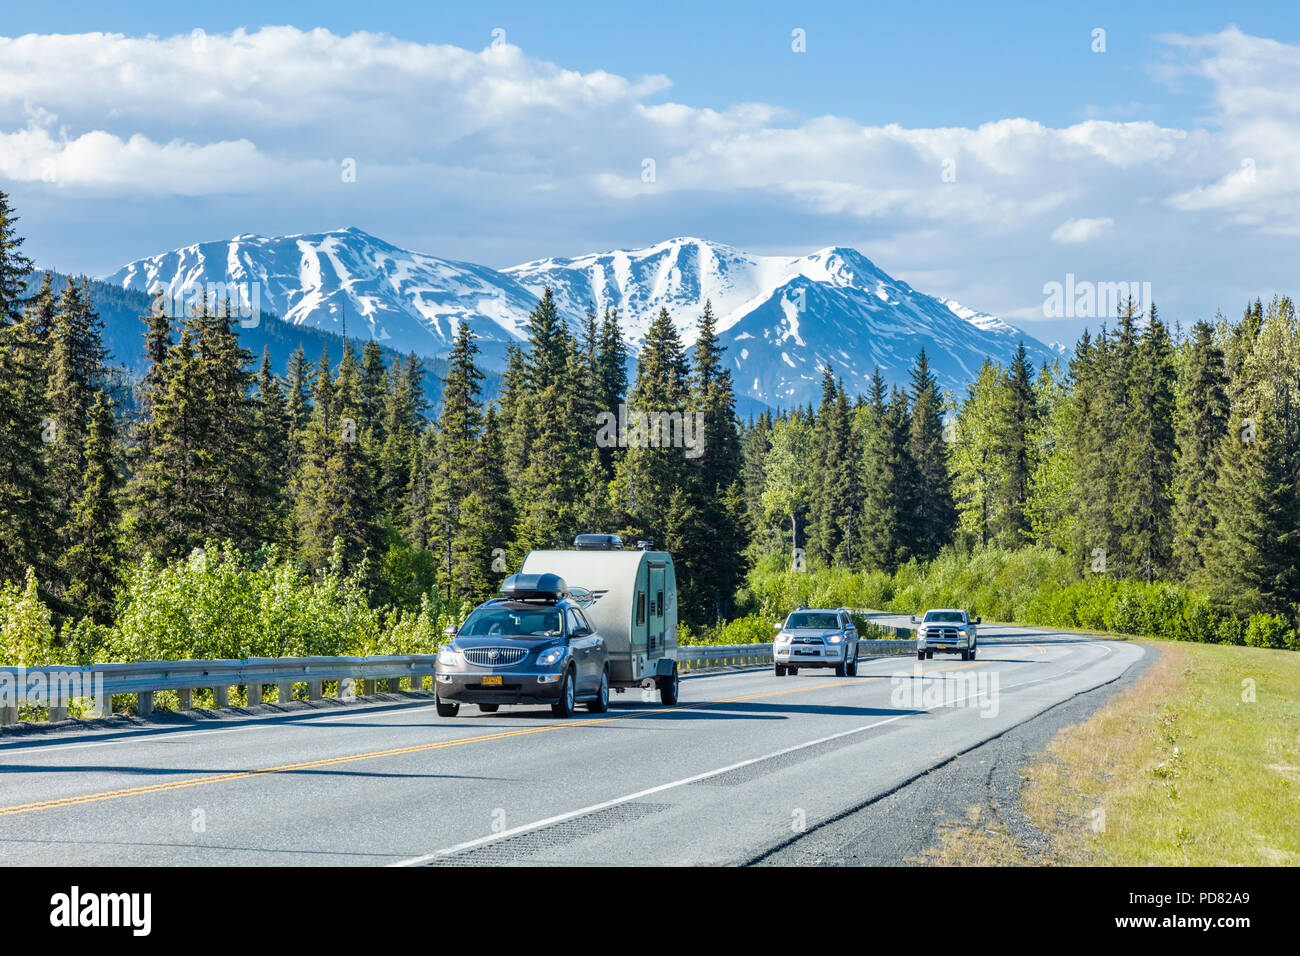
[922,639,1300,866]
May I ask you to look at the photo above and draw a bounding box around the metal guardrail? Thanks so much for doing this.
[1,624,920,725]
[0,655,438,726]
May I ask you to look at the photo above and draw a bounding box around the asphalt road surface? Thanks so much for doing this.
[0,617,1148,866]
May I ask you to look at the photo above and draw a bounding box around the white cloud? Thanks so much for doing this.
[1050,217,1115,244]
[1,25,1298,330]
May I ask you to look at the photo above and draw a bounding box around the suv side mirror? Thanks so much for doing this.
[974,617,982,625]
[909,615,918,625]
[774,621,784,630]
[443,624,458,637]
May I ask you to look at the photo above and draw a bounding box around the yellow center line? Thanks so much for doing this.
[0,653,1018,817]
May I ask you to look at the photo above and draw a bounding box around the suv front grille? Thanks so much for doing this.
[463,647,528,667]
[792,636,826,645]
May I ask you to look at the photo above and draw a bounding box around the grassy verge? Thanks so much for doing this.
[918,639,1300,866]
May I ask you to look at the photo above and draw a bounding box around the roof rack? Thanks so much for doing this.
[500,573,568,603]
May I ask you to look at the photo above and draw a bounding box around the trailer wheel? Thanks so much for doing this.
[658,665,679,706]
[587,668,610,713]
[551,668,577,718]
[436,696,460,718]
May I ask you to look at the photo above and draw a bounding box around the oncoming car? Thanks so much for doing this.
[434,573,609,718]
[912,608,980,660]
[773,608,859,677]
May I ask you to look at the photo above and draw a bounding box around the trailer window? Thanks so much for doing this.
[636,592,646,626]
[656,590,664,617]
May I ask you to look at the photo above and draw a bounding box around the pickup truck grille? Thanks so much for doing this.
[462,647,528,667]
[928,626,961,640]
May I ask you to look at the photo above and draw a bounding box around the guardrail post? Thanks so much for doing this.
[212,685,229,708]
[411,674,424,691]
[138,691,154,717]
[247,683,263,706]
[0,703,17,725]
[93,693,113,718]
[339,678,356,701]
[48,689,67,723]
[278,682,294,704]
[308,680,323,700]
[362,679,376,696]
[178,688,192,710]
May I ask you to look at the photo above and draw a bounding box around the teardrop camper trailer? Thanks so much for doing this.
[522,535,679,704]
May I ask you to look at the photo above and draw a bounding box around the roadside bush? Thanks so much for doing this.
[1244,613,1293,650]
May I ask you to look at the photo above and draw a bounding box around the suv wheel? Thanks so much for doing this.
[774,664,787,677]
[834,659,847,677]
[587,668,610,713]
[847,652,858,677]
[436,696,459,718]
[551,668,576,717]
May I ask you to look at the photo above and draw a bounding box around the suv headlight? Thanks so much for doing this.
[775,632,792,644]
[828,634,843,643]
[437,645,460,666]
[536,645,566,666]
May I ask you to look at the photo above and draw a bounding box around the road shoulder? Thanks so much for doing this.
[754,641,1156,866]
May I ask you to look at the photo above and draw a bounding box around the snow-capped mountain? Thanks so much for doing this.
[107,227,539,368]
[107,229,1059,407]
[507,238,1059,405]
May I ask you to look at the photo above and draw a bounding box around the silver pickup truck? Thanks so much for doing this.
[911,608,980,661]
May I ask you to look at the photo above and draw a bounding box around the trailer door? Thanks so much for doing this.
[648,562,666,656]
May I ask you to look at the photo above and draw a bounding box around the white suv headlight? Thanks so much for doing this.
[536,645,566,666]
[775,632,792,644]
[828,634,843,644]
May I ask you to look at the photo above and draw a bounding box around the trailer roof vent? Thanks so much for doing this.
[500,573,568,603]
[574,533,622,551]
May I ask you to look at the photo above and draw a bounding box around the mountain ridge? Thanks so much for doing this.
[106,228,1061,406]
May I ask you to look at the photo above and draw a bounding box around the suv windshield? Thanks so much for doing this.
[785,612,840,629]
[923,611,966,623]
[460,607,563,638]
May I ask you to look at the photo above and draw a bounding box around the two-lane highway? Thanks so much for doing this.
[0,620,1147,865]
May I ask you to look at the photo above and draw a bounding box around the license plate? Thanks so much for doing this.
[480,676,503,686]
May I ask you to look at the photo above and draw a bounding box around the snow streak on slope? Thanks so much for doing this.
[109,227,539,366]
[506,238,1058,405]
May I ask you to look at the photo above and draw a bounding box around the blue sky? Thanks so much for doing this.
[3,1,1300,346]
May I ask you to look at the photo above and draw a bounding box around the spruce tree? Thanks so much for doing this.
[1170,320,1230,577]
[906,349,957,558]
[63,393,122,623]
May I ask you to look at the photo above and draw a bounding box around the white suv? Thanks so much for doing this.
[774,608,859,677]
[912,609,980,661]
